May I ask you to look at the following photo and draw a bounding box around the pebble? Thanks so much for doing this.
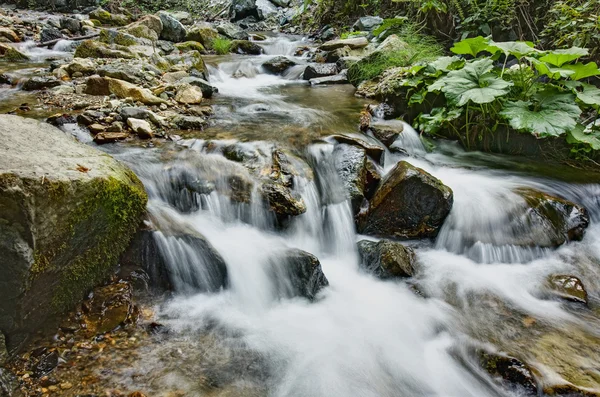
[60,381,73,390]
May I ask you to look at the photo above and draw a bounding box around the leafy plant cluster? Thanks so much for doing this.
[541,0,600,62]
[387,36,600,155]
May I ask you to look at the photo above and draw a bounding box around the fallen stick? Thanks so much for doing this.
[37,32,100,48]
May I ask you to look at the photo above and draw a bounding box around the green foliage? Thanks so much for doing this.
[541,0,600,62]
[347,24,442,86]
[398,36,600,154]
[212,38,232,55]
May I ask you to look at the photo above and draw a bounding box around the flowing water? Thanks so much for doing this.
[4,30,600,396]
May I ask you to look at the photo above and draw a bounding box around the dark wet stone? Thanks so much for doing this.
[479,351,537,395]
[21,76,61,91]
[360,161,453,239]
[230,0,262,22]
[33,350,59,377]
[262,56,296,74]
[81,282,135,337]
[357,239,416,279]
[303,63,338,80]
[230,40,262,55]
[260,182,306,217]
[179,76,218,98]
[364,159,382,200]
[370,121,403,147]
[332,134,385,164]
[157,11,187,43]
[59,17,81,34]
[217,22,249,40]
[40,27,63,43]
[269,249,329,301]
[333,143,367,214]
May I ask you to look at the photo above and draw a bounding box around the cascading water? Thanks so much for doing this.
[85,35,600,395]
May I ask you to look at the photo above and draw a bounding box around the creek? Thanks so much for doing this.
[4,30,600,397]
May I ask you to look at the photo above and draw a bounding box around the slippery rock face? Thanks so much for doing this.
[303,63,338,80]
[360,161,453,239]
[547,275,588,304]
[230,40,262,55]
[0,116,147,351]
[357,240,416,279]
[478,351,537,395]
[268,249,329,301]
[333,143,367,213]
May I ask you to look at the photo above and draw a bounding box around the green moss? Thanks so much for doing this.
[90,19,102,27]
[26,168,147,313]
[212,37,232,55]
[175,41,206,54]
[0,45,30,62]
[126,25,158,41]
[99,30,137,47]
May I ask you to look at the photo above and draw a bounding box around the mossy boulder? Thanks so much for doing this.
[89,8,129,26]
[74,39,136,59]
[175,41,206,54]
[157,11,186,43]
[99,29,138,47]
[0,43,29,62]
[0,115,147,352]
[164,50,207,79]
[186,23,219,48]
[357,239,416,279]
[126,15,162,41]
[230,40,262,55]
[360,161,453,239]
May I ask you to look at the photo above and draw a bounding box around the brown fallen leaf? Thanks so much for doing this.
[76,164,90,173]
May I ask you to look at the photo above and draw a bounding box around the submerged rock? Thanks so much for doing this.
[268,249,329,301]
[262,56,296,74]
[360,161,453,239]
[514,188,589,247]
[478,351,537,395]
[547,275,588,304]
[81,282,136,337]
[260,182,306,217]
[0,115,147,351]
[357,239,416,279]
[333,143,367,213]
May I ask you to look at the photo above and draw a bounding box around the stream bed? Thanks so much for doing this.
[2,19,600,397]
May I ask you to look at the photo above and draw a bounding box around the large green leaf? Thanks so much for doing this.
[487,40,538,58]
[430,56,465,72]
[500,91,581,137]
[562,62,600,80]
[531,59,575,80]
[417,108,463,134]
[566,124,600,150]
[576,83,600,107]
[428,59,513,106]
[539,47,589,67]
[450,36,490,57]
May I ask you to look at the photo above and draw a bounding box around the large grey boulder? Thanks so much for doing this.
[217,22,249,40]
[360,161,453,239]
[352,16,383,32]
[157,11,187,43]
[0,115,147,352]
[230,0,263,21]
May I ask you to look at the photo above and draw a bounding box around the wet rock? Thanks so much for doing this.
[74,40,136,59]
[186,22,219,48]
[175,83,203,104]
[353,16,383,32]
[333,143,367,213]
[303,63,338,80]
[179,76,217,98]
[172,115,207,130]
[0,27,19,43]
[60,17,81,34]
[262,56,296,74]
[89,8,129,26]
[230,0,262,22]
[0,43,29,62]
[360,161,453,239]
[97,77,165,105]
[99,29,141,47]
[332,134,385,164]
[217,22,249,40]
[319,37,369,51]
[514,188,589,247]
[175,41,206,54]
[125,15,163,41]
[364,159,382,199]
[127,118,153,139]
[0,368,18,397]
[121,228,229,292]
[230,40,262,55]
[81,282,135,337]
[157,11,186,43]
[547,275,588,304]
[309,70,349,85]
[22,76,61,91]
[88,123,106,134]
[0,332,7,365]
[120,107,163,126]
[260,182,306,217]
[32,350,59,377]
[93,131,129,143]
[478,351,537,395]
[357,239,416,279]
[369,120,403,147]
[0,115,146,351]
[269,249,329,301]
